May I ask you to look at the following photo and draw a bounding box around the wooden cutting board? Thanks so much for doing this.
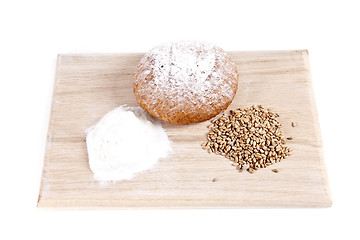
[37,50,331,208]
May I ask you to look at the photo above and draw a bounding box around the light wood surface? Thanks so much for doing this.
[37,50,332,208]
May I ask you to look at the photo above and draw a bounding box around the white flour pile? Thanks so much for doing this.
[86,105,171,181]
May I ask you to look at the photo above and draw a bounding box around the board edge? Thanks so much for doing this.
[301,49,332,207]
[37,54,63,207]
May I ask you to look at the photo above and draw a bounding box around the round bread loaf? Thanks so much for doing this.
[133,41,238,124]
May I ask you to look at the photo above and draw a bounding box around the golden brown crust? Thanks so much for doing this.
[133,41,238,124]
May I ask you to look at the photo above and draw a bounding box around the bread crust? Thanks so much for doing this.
[133,42,238,124]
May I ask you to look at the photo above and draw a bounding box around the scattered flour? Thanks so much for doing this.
[86,105,171,181]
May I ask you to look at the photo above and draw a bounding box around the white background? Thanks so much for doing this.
[1,0,359,239]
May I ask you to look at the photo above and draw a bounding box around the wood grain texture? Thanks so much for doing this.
[37,50,332,208]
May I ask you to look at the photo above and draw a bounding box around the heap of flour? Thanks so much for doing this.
[86,105,171,181]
